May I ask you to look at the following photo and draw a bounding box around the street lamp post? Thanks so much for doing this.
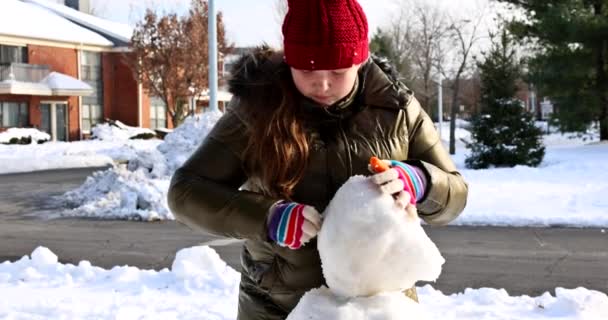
[208,0,218,112]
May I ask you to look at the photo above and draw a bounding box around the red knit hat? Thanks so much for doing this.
[282,0,369,70]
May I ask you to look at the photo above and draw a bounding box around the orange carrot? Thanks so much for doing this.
[369,156,390,173]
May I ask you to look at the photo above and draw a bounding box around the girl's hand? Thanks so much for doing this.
[267,201,322,249]
[368,157,427,208]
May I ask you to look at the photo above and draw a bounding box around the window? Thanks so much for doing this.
[81,51,103,131]
[81,104,103,132]
[0,102,29,127]
[150,97,167,129]
[0,45,28,64]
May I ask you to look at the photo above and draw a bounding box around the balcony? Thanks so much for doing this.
[0,63,92,96]
[0,63,50,82]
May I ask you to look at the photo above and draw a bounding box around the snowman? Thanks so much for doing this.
[286,162,445,319]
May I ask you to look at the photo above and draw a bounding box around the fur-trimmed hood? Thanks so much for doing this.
[227,46,413,112]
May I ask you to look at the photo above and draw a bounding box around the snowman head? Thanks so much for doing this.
[318,175,445,298]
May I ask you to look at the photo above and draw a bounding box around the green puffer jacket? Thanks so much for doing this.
[168,47,468,320]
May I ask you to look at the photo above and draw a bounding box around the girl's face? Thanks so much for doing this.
[291,64,361,107]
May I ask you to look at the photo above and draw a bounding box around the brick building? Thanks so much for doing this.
[0,0,231,141]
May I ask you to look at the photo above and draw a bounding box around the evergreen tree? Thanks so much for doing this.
[369,28,395,60]
[499,0,608,140]
[465,30,545,169]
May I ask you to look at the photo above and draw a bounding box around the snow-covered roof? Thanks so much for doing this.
[43,71,93,96]
[23,0,134,46]
[0,71,92,96]
[0,0,114,47]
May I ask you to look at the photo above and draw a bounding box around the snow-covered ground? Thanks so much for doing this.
[0,246,605,319]
[0,128,161,175]
[2,115,605,228]
[1,117,607,318]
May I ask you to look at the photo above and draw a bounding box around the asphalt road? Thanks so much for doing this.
[0,167,606,296]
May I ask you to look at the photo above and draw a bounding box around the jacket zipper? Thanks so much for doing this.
[338,120,353,177]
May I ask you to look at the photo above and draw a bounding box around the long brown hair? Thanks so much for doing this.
[242,63,309,199]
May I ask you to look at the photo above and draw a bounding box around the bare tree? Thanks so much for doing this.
[407,1,451,116]
[385,7,417,85]
[127,0,230,127]
[379,0,452,117]
[442,15,485,155]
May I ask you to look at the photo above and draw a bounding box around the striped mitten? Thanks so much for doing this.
[389,160,428,204]
[267,201,322,250]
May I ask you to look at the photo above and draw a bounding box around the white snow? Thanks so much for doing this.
[318,176,444,298]
[156,111,225,174]
[289,175,444,319]
[0,71,92,96]
[60,166,171,221]
[0,128,50,144]
[1,113,607,228]
[24,0,134,44]
[1,246,606,319]
[56,111,223,220]
[288,288,428,320]
[1,116,607,319]
[43,71,93,94]
[0,0,113,47]
[91,121,156,141]
[0,136,160,175]
[0,246,240,320]
[454,143,608,227]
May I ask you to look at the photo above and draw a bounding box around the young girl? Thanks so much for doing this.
[168,0,468,319]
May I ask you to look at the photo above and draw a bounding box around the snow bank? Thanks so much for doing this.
[157,111,224,173]
[58,111,223,220]
[418,285,608,320]
[0,246,239,319]
[91,121,156,141]
[61,166,171,221]
[1,247,607,319]
[0,128,50,144]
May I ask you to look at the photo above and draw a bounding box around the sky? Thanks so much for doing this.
[84,0,493,48]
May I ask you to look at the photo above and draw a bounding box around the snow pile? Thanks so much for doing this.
[288,175,444,320]
[171,246,237,289]
[91,121,156,141]
[418,285,608,320]
[61,166,171,221]
[0,246,239,319]
[1,247,607,319]
[158,111,224,173]
[59,111,223,220]
[0,128,50,144]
